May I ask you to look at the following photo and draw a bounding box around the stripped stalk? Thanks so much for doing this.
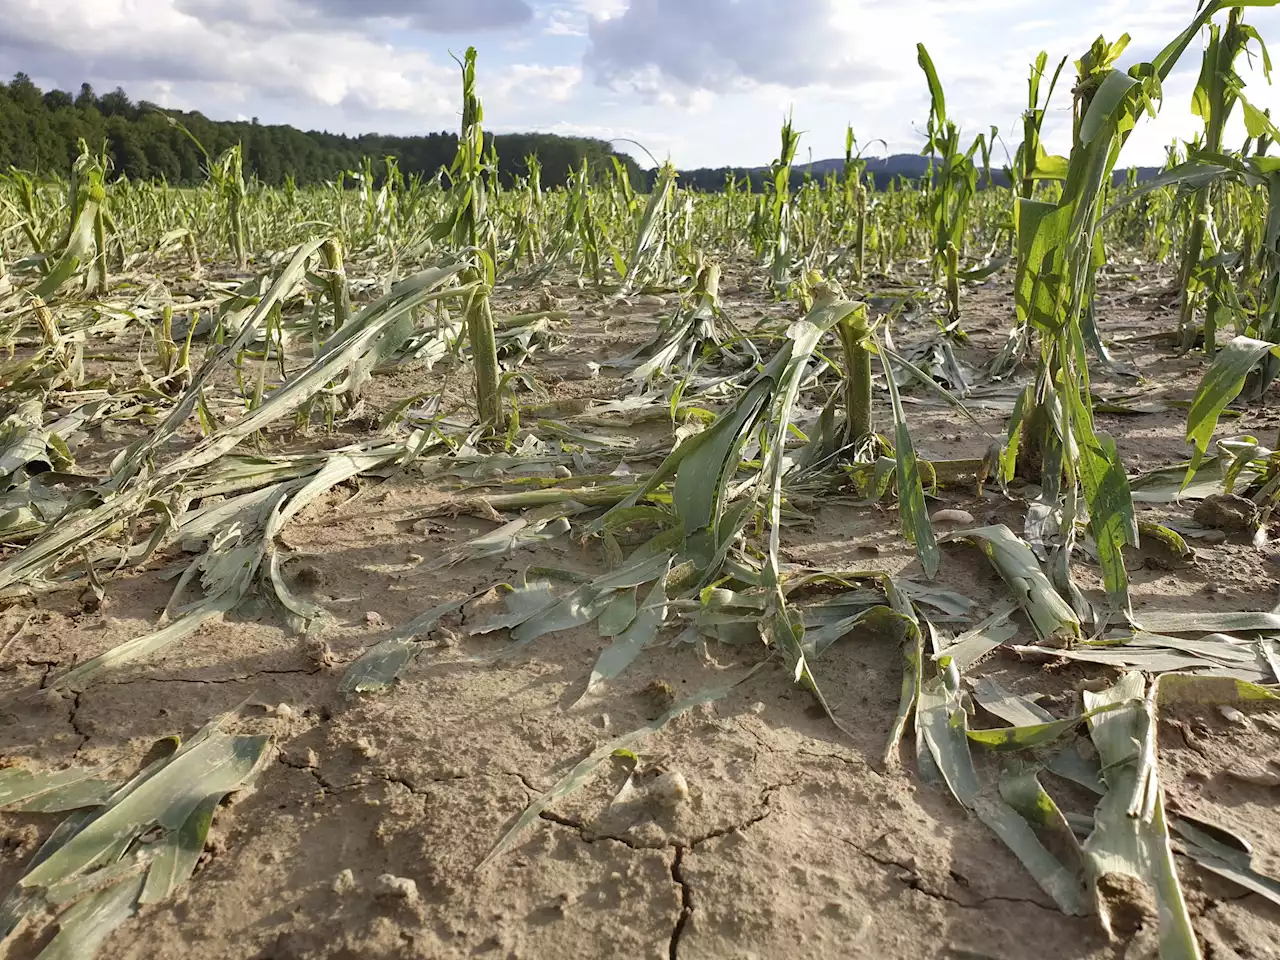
[441,48,505,432]
[466,265,503,428]
[91,191,108,297]
[855,181,868,282]
[183,231,201,275]
[945,241,960,321]
[320,238,351,329]
[211,145,248,271]
[837,303,874,445]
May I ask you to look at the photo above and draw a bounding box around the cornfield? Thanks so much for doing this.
[4,4,1280,958]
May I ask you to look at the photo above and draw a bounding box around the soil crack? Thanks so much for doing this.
[68,690,90,754]
[276,756,523,798]
[669,845,692,960]
[104,667,322,686]
[688,775,798,848]
[536,776,797,851]
[850,839,1059,913]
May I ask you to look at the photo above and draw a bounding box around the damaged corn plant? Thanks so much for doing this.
[3,5,1280,958]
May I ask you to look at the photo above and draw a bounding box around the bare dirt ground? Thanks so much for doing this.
[3,265,1280,960]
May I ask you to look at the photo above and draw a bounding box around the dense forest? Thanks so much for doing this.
[0,73,1163,194]
[0,73,641,188]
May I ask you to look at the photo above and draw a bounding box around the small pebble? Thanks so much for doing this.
[650,771,690,808]
[332,869,356,894]
[1220,705,1248,725]
[930,509,975,525]
[353,736,379,759]
[374,874,418,901]
[554,465,573,479]
[274,703,295,720]
[365,611,385,628]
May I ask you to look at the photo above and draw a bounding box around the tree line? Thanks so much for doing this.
[0,73,642,189]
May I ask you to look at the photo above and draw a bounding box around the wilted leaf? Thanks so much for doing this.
[0,766,120,814]
[940,525,1080,644]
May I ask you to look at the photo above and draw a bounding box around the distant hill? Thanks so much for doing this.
[0,73,642,189]
[1,73,1163,193]
[666,153,1163,191]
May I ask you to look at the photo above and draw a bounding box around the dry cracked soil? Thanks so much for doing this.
[3,263,1280,960]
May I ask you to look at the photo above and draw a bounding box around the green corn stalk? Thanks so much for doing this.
[157,303,177,376]
[466,254,503,428]
[183,230,201,275]
[572,159,605,285]
[618,161,676,295]
[438,47,504,431]
[485,139,501,201]
[1176,6,1271,351]
[1016,52,1068,201]
[610,155,637,220]
[72,141,113,297]
[1011,33,1145,611]
[917,44,982,316]
[843,127,870,283]
[521,153,545,264]
[765,114,800,296]
[1004,4,1266,618]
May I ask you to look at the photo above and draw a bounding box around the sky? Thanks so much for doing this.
[4,0,1280,170]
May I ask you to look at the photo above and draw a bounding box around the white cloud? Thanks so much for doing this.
[542,11,584,36]
[1,0,459,123]
[3,0,1280,169]
[493,64,583,103]
[177,0,534,32]
[585,0,888,94]
[577,0,627,18]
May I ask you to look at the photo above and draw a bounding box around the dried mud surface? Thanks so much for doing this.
[3,264,1280,960]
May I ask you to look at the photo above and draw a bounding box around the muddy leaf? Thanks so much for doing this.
[0,766,121,814]
[339,592,482,693]
[577,574,669,704]
[1171,816,1280,907]
[1,711,269,960]
[1082,673,1200,957]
